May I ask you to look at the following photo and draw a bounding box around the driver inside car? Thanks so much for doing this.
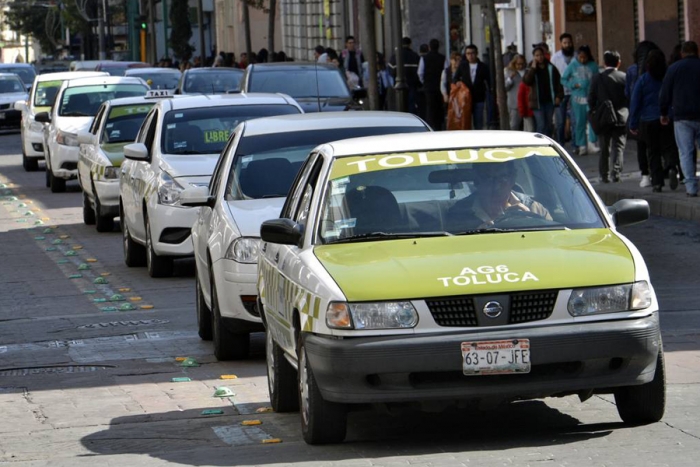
[449,161,552,229]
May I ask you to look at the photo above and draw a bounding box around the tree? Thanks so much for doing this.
[169,0,194,61]
[485,0,509,130]
[3,1,62,55]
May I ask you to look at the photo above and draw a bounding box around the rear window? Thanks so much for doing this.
[129,72,181,90]
[1,67,35,85]
[34,80,63,107]
[248,69,350,98]
[227,126,428,200]
[0,76,26,94]
[102,103,154,143]
[59,84,149,116]
[161,104,301,155]
[183,70,243,94]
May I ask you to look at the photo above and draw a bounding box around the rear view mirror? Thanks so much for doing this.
[610,199,649,227]
[352,88,368,100]
[34,112,51,123]
[123,143,149,161]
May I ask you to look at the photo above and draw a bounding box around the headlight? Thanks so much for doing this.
[29,121,44,132]
[103,167,120,180]
[157,171,184,205]
[224,237,260,263]
[326,301,418,330]
[567,281,652,316]
[56,129,79,147]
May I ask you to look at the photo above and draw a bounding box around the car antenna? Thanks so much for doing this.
[315,60,322,112]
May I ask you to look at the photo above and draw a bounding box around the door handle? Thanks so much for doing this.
[274,252,279,263]
[262,243,267,253]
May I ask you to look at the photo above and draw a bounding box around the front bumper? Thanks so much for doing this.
[22,124,44,158]
[49,143,79,179]
[304,313,661,404]
[0,109,21,127]
[94,179,120,218]
[149,203,198,257]
[212,258,263,327]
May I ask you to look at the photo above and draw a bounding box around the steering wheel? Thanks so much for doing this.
[492,208,545,225]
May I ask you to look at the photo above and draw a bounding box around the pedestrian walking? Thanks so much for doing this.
[626,41,659,188]
[389,37,421,115]
[517,79,535,132]
[551,33,576,145]
[441,51,461,104]
[659,41,700,197]
[629,49,679,192]
[418,39,446,130]
[561,45,599,155]
[504,54,526,130]
[588,50,628,183]
[523,46,563,137]
[342,36,365,87]
[453,44,490,129]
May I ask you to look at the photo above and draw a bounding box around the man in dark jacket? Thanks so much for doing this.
[453,44,490,129]
[389,37,421,115]
[660,41,700,197]
[419,39,446,130]
[589,50,628,183]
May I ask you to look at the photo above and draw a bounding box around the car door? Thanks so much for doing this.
[130,109,159,242]
[79,104,106,194]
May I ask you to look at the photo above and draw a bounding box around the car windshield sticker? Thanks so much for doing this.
[174,113,183,118]
[173,141,187,149]
[330,146,559,180]
[437,265,539,287]
[108,104,153,119]
[106,123,114,129]
[167,123,176,129]
[203,129,230,144]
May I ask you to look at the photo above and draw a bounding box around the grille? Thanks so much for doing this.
[0,103,10,110]
[509,291,557,323]
[425,297,477,327]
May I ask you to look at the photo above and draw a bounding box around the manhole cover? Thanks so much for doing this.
[0,365,114,376]
[77,319,170,330]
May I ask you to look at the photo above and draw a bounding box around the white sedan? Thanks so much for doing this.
[35,75,149,192]
[14,71,108,171]
[120,92,302,278]
[77,96,157,232]
[180,112,431,360]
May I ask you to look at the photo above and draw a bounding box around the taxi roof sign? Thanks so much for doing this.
[146,89,174,98]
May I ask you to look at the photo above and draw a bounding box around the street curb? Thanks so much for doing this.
[593,183,700,222]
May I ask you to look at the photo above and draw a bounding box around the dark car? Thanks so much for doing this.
[176,68,244,95]
[124,67,182,89]
[0,64,36,92]
[239,62,366,113]
[94,61,151,76]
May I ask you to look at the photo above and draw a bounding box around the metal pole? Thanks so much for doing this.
[98,0,106,60]
[444,0,450,54]
[359,0,378,109]
[162,0,169,60]
[198,0,205,62]
[391,0,407,112]
[149,0,157,63]
[242,0,252,60]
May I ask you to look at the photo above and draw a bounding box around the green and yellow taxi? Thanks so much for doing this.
[258,131,664,444]
[77,95,156,232]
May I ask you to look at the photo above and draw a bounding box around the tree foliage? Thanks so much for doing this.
[169,0,194,61]
[3,1,60,55]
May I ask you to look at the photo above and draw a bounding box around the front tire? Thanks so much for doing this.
[298,335,347,444]
[23,153,38,172]
[122,205,146,267]
[83,193,96,225]
[49,171,66,193]
[145,212,172,277]
[94,194,114,232]
[211,279,250,360]
[266,325,299,412]
[196,265,213,341]
[615,346,666,425]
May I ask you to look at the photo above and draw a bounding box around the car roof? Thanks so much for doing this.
[156,92,300,111]
[185,67,242,74]
[242,111,427,137]
[98,61,150,68]
[102,96,156,107]
[125,67,181,75]
[63,76,147,87]
[35,71,108,82]
[326,131,555,158]
[247,62,337,72]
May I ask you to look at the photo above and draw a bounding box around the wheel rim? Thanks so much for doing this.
[122,221,130,260]
[146,225,153,269]
[299,349,310,425]
[266,328,275,395]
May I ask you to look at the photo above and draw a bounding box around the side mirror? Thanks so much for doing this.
[180,186,214,208]
[14,100,27,112]
[123,143,150,161]
[260,218,303,246]
[77,130,95,145]
[174,88,181,95]
[610,199,649,227]
[352,87,368,100]
[34,111,51,123]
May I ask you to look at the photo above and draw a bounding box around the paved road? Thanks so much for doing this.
[1,130,699,466]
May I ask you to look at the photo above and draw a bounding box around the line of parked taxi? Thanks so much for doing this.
[12,70,666,445]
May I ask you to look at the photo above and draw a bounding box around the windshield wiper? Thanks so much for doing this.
[260,194,287,198]
[456,227,515,236]
[329,231,452,244]
[169,150,202,155]
[62,111,90,117]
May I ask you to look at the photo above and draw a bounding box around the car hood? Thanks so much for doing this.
[0,92,27,105]
[293,97,355,113]
[53,116,94,134]
[226,198,285,237]
[159,153,220,179]
[314,229,635,302]
[100,142,129,167]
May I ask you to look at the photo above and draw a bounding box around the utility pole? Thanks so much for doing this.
[98,0,106,60]
[148,0,157,63]
[486,0,509,130]
[390,0,407,112]
[162,0,168,60]
[267,0,276,61]
[359,0,378,109]
[242,0,252,60]
[197,0,205,62]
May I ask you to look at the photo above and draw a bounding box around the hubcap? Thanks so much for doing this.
[146,226,152,268]
[299,349,310,425]
[123,222,129,258]
[266,329,275,395]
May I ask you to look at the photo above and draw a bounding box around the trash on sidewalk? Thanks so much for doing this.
[179,357,200,367]
[213,386,235,398]
[255,407,273,413]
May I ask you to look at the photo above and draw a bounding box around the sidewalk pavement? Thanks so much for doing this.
[570,143,700,222]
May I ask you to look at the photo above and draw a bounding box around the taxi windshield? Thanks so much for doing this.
[227,126,427,200]
[101,103,154,143]
[161,104,301,155]
[0,76,26,94]
[34,80,62,107]
[58,84,149,117]
[318,146,605,244]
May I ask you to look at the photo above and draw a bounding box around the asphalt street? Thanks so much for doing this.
[0,129,699,466]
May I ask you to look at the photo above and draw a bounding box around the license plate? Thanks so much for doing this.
[461,339,531,375]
